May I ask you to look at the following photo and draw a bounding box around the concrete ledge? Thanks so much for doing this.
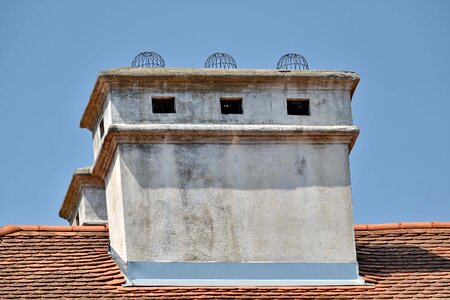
[90,124,359,180]
[95,124,357,178]
[106,124,359,147]
[99,68,360,79]
[109,123,360,134]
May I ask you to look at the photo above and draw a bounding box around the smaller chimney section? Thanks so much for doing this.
[60,167,106,226]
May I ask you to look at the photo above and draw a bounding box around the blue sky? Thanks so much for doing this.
[0,0,449,225]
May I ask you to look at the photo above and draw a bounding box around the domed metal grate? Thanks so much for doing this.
[131,52,165,68]
[276,53,309,70]
[204,52,237,69]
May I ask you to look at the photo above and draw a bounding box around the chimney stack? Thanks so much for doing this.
[60,67,362,286]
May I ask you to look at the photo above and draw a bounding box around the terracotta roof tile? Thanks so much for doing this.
[0,222,449,298]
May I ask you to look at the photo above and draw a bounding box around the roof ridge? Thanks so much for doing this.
[0,224,108,237]
[354,221,450,231]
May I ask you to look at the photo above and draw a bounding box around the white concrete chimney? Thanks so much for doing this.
[61,68,362,286]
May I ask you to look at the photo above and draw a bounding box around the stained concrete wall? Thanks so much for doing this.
[92,88,353,160]
[108,89,353,127]
[106,143,356,263]
[75,188,108,225]
[105,150,128,262]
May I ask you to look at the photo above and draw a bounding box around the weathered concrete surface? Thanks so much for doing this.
[98,67,359,79]
[81,68,359,132]
[109,89,352,126]
[105,151,127,261]
[74,188,107,225]
[64,68,362,282]
[92,87,353,161]
[106,143,356,263]
[60,167,105,224]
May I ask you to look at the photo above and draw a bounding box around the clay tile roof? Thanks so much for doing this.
[1,222,449,299]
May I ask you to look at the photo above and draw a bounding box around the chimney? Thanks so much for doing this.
[60,67,362,286]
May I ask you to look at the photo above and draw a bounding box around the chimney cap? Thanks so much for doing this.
[131,52,165,68]
[277,53,309,70]
[205,52,237,69]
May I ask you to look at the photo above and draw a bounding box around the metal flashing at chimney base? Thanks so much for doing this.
[111,245,364,286]
[124,263,365,286]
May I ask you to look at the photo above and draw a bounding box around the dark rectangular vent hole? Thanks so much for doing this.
[152,97,176,113]
[287,99,310,115]
[99,118,105,138]
[220,98,243,114]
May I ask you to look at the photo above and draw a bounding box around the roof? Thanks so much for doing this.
[81,68,360,130]
[1,222,449,299]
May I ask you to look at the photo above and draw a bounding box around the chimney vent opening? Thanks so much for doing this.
[152,97,176,114]
[287,99,310,115]
[99,118,105,138]
[220,98,243,114]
